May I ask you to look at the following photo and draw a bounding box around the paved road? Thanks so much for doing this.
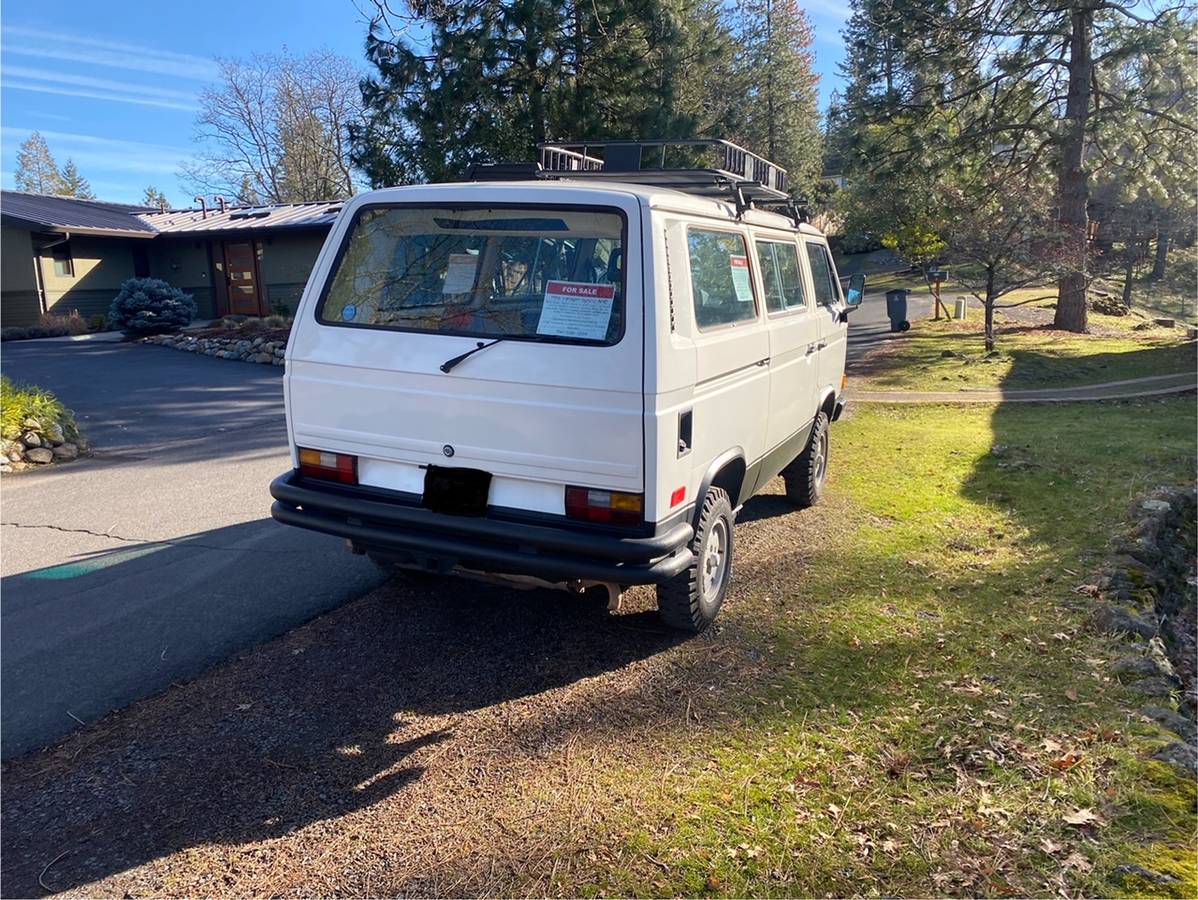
[845,287,935,363]
[1,342,385,758]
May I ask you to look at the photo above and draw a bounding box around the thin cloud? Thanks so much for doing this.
[3,80,198,112]
[802,0,851,21]
[4,25,218,80]
[2,24,220,82]
[2,127,191,176]
[4,65,199,106]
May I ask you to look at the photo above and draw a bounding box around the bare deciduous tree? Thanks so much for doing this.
[182,49,364,204]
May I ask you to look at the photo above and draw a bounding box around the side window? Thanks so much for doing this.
[805,242,841,306]
[687,228,758,329]
[755,240,808,313]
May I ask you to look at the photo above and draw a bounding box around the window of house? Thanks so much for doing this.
[51,242,74,278]
[133,246,150,278]
[755,240,808,313]
[687,228,757,330]
[804,242,842,306]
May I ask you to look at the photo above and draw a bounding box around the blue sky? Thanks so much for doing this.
[1,0,850,207]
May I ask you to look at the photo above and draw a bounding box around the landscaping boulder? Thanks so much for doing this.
[25,447,53,464]
[51,443,78,461]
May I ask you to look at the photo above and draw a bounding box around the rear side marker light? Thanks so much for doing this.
[565,486,644,526]
[669,486,686,508]
[298,448,358,484]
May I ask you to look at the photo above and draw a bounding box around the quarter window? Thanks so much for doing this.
[805,242,841,306]
[687,228,757,329]
[754,240,807,313]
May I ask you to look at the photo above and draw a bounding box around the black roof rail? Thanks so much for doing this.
[467,161,543,181]
[536,139,791,206]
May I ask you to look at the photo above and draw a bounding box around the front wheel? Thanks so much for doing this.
[655,487,734,633]
[783,411,830,508]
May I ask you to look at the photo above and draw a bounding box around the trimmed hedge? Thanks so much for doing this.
[109,278,196,336]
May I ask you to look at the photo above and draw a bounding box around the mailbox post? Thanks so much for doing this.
[927,266,951,320]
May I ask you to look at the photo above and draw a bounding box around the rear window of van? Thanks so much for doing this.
[317,205,626,345]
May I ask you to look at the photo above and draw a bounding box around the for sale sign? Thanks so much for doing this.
[536,280,616,341]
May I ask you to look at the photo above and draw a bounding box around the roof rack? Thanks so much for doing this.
[536,139,791,212]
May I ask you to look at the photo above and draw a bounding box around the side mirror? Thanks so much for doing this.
[845,273,865,308]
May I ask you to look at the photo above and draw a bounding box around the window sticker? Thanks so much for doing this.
[730,255,753,302]
[341,303,358,322]
[442,252,479,294]
[536,280,615,340]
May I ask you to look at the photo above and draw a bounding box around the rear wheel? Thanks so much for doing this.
[783,411,830,508]
[656,487,734,633]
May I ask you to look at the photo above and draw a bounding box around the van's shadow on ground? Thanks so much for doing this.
[0,552,687,895]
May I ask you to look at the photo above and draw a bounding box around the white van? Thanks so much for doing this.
[271,140,863,632]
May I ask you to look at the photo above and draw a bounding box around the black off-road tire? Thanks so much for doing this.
[783,411,830,508]
[655,487,734,633]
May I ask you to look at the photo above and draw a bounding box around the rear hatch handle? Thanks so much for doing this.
[440,338,504,373]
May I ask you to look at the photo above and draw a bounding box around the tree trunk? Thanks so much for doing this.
[1053,3,1094,334]
[984,268,996,353]
[1121,241,1137,308]
[1151,222,1170,280]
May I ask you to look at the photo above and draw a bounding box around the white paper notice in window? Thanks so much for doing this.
[536,280,616,340]
[730,255,753,302]
[442,252,479,294]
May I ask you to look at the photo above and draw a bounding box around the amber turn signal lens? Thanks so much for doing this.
[298,447,357,484]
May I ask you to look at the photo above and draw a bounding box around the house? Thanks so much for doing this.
[1,191,340,327]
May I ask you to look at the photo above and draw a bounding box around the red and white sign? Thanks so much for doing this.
[537,280,616,340]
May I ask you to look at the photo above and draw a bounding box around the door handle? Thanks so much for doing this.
[817,341,827,350]
[755,357,770,367]
[805,343,817,355]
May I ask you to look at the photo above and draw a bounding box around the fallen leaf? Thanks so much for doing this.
[1063,807,1101,827]
[1062,851,1093,874]
[1065,688,1079,702]
[1050,752,1083,771]
[1040,838,1063,855]
[1042,738,1063,753]
[703,875,722,892]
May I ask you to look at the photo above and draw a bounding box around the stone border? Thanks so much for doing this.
[1086,486,1197,777]
[1,418,89,473]
[142,333,286,366]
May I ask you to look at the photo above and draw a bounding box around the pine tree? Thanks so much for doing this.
[142,186,170,209]
[14,131,66,195]
[59,159,95,199]
[352,0,717,186]
[728,0,822,195]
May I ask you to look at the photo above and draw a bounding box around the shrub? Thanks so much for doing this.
[88,313,109,332]
[1,325,60,341]
[39,311,90,335]
[0,376,78,442]
[109,278,196,336]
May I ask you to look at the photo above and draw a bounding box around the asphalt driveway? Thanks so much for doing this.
[0,341,384,758]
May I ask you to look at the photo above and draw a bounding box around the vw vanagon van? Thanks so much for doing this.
[271,140,864,632]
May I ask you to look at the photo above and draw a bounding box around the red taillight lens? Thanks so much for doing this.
[565,486,644,526]
[298,448,357,484]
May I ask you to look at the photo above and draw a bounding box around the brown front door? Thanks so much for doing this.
[223,241,265,316]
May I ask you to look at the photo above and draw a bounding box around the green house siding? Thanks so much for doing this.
[1,226,41,326]
[259,233,326,314]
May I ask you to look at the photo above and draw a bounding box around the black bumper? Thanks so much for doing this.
[269,472,693,585]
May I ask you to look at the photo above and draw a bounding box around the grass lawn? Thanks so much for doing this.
[3,401,1193,897]
[853,309,1195,392]
[549,399,1196,898]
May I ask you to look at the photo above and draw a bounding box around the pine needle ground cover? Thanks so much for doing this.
[2,400,1193,897]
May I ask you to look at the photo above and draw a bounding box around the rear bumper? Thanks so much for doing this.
[269,471,693,585]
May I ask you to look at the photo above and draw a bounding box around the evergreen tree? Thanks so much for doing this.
[352,0,717,186]
[728,0,822,195]
[142,186,170,209]
[59,159,95,199]
[14,131,65,195]
[837,0,1197,333]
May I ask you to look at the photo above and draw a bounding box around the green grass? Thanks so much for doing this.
[0,375,78,441]
[539,399,1196,898]
[854,313,1194,391]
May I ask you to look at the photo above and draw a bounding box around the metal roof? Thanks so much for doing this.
[138,200,343,234]
[1,190,158,236]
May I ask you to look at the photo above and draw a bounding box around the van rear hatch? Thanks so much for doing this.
[286,190,644,519]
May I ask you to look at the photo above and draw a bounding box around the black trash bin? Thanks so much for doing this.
[885,289,911,333]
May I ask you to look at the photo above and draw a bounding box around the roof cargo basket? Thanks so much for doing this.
[537,139,790,207]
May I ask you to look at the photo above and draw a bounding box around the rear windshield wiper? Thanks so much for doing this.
[440,338,504,373]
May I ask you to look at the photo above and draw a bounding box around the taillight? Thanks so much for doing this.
[565,486,644,526]
[298,448,357,484]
